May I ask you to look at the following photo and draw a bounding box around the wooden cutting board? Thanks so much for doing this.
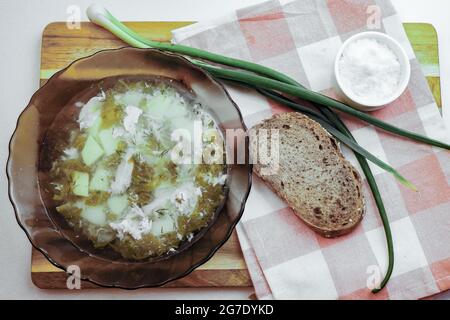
[32,22,442,289]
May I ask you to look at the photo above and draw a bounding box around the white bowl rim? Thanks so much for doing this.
[334,31,411,108]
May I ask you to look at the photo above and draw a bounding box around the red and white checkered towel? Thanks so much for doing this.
[172,0,450,299]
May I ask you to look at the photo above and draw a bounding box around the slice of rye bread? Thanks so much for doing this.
[251,112,364,238]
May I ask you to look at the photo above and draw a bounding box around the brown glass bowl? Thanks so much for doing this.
[7,47,252,288]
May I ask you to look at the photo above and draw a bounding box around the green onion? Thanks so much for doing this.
[316,106,394,293]
[198,63,450,150]
[87,4,300,87]
[87,5,450,150]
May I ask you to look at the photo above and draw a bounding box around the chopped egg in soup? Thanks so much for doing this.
[47,80,227,260]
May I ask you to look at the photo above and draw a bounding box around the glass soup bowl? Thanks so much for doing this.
[7,47,252,288]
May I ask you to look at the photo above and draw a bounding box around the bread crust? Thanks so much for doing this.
[251,112,365,238]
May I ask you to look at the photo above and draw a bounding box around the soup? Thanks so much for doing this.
[45,80,227,260]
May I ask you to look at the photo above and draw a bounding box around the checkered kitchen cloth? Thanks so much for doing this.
[172,0,450,299]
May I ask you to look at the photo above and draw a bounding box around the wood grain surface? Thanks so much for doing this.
[32,21,441,289]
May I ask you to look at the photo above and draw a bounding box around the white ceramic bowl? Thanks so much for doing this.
[334,31,411,111]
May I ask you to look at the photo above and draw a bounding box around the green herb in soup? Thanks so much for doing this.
[49,80,227,260]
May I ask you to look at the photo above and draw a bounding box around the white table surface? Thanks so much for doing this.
[0,0,449,300]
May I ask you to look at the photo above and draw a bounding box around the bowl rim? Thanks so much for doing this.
[6,46,253,289]
[334,31,411,109]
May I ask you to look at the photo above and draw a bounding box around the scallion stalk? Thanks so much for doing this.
[87,4,301,87]
[87,4,450,151]
[199,63,450,150]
